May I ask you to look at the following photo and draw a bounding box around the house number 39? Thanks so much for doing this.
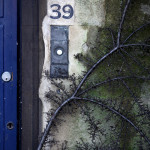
[50,4,74,19]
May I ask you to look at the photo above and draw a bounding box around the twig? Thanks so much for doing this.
[121,80,150,119]
[121,44,150,47]
[118,49,133,75]
[123,22,150,44]
[72,47,118,97]
[107,28,116,47]
[74,97,150,145]
[120,48,150,74]
[117,0,131,46]
[77,76,149,97]
[51,80,69,97]
[37,97,73,150]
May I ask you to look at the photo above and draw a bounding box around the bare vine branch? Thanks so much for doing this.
[74,97,150,145]
[123,23,150,44]
[121,43,150,48]
[37,97,73,150]
[72,47,118,97]
[38,0,150,149]
[117,0,131,46]
[120,48,150,74]
[77,76,149,97]
[107,28,116,47]
[121,80,150,119]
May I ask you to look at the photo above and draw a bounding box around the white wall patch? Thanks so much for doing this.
[47,0,75,25]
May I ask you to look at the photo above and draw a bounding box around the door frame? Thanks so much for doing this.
[20,0,39,149]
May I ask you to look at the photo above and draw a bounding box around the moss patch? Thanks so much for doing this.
[47,0,150,149]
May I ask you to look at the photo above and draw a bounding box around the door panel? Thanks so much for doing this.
[0,0,3,17]
[0,25,4,150]
[0,0,17,149]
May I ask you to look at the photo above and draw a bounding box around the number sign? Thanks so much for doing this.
[48,0,74,25]
[50,4,74,19]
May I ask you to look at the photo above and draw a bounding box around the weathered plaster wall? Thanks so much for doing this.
[38,0,150,149]
[38,0,105,149]
[39,0,105,130]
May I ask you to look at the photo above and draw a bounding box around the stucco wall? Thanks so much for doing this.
[39,0,105,130]
[38,0,150,149]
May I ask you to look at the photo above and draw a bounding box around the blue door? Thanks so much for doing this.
[0,0,17,149]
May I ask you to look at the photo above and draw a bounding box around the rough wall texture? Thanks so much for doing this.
[38,0,150,149]
[39,0,105,130]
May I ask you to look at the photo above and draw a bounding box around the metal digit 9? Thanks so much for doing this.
[50,4,61,19]
[62,5,74,19]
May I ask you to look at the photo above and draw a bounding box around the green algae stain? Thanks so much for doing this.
[50,1,150,149]
[74,0,150,149]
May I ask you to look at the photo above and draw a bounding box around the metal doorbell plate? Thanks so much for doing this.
[50,25,69,78]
